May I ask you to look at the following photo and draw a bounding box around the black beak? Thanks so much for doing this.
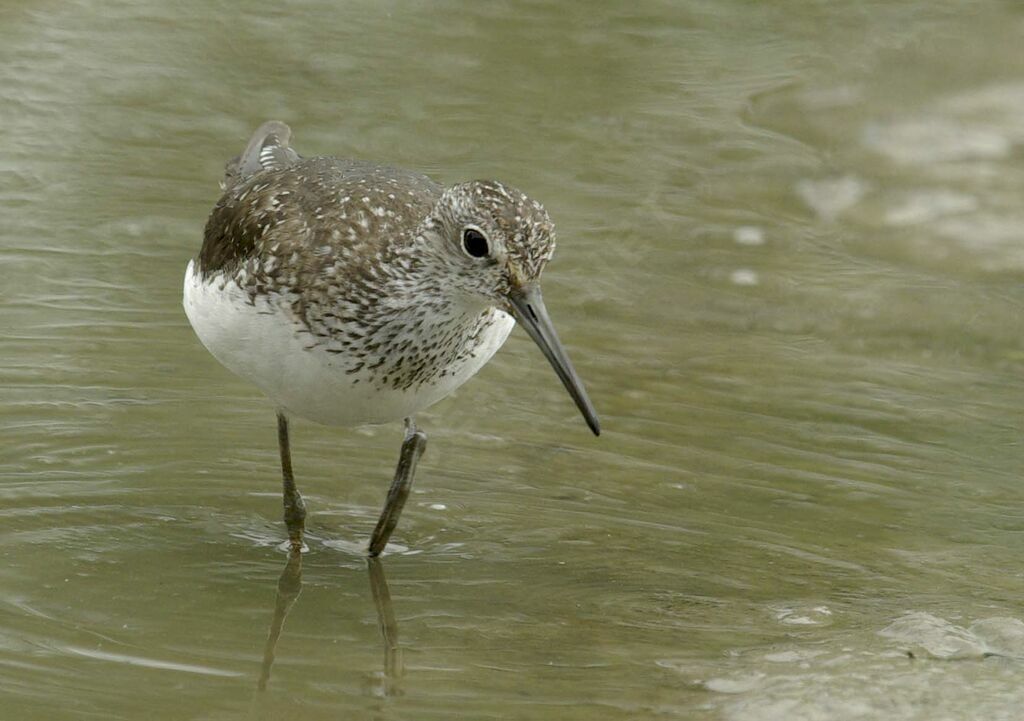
[507,284,600,436]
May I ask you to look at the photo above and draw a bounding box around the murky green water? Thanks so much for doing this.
[3,1,1024,718]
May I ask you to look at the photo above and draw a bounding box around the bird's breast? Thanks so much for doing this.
[183,260,515,426]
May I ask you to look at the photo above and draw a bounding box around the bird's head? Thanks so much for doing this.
[418,180,599,436]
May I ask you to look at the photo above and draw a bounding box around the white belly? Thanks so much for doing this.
[182,260,515,426]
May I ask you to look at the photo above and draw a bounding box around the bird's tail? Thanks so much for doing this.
[221,120,301,189]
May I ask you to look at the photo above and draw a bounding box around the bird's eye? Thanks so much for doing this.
[461,227,490,258]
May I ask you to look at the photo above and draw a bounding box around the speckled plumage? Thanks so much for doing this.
[182,121,598,556]
[184,121,557,424]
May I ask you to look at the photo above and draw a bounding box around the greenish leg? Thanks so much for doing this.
[368,418,427,557]
[277,411,307,551]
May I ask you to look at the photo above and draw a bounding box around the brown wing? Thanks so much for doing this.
[198,127,442,280]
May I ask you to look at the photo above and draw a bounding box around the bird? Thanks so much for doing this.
[182,121,599,556]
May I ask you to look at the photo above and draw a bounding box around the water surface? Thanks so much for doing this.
[2,1,1024,719]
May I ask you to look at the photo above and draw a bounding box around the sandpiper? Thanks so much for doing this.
[183,121,599,556]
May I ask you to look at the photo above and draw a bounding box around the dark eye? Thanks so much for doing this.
[462,227,490,258]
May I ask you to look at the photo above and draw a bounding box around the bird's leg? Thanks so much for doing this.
[277,411,307,551]
[368,418,427,557]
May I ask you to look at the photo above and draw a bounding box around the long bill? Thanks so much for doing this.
[506,283,601,436]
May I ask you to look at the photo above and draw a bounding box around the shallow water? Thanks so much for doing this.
[2,1,1024,719]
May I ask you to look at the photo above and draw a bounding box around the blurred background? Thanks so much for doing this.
[2,1,1024,719]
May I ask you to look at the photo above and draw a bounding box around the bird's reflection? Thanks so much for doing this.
[257,551,403,696]
[257,550,304,691]
[367,557,403,694]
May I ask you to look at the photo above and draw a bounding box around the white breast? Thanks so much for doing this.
[182,260,515,426]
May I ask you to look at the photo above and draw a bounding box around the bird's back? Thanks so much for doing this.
[196,122,444,283]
